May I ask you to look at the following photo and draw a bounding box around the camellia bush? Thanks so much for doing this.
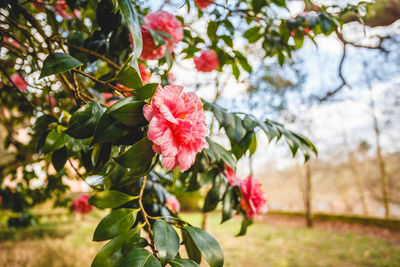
[0,0,368,266]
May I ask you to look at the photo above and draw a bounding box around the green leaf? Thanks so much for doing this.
[114,137,155,176]
[232,63,240,80]
[207,21,218,41]
[112,64,143,89]
[52,146,68,171]
[205,138,236,169]
[130,83,158,100]
[107,97,147,126]
[65,103,103,139]
[237,214,253,236]
[92,228,139,267]
[234,51,252,73]
[92,113,128,144]
[272,0,286,7]
[120,248,161,267]
[118,0,142,59]
[40,52,83,78]
[33,114,58,133]
[153,220,180,265]
[44,129,69,154]
[182,229,201,264]
[252,0,268,13]
[249,132,257,156]
[222,186,239,223]
[170,259,200,267]
[88,190,136,209]
[203,174,227,212]
[184,226,224,267]
[93,208,137,241]
[243,26,262,43]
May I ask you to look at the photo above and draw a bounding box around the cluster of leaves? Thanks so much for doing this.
[0,0,365,266]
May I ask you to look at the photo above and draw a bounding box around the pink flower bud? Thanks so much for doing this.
[193,50,219,72]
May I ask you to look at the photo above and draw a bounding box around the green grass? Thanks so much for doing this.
[181,213,400,267]
[0,213,399,267]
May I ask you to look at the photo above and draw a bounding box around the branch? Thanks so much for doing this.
[64,43,121,70]
[72,69,120,93]
[138,176,158,257]
[335,29,389,53]
[317,44,348,102]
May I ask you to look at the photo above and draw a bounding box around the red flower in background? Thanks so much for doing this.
[168,72,176,83]
[3,37,21,48]
[240,176,268,219]
[144,11,183,52]
[10,73,27,92]
[166,195,180,212]
[72,194,93,215]
[138,27,167,60]
[194,50,219,72]
[194,0,215,9]
[224,164,240,186]
[143,85,208,172]
[139,63,152,84]
[102,92,118,107]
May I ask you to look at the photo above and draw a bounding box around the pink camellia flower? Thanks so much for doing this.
[194,0,215,9]
[102,92,118,107]
[166,195,180,212]
[194,50,219,72]
[10,73,27,92]
[224,164,240,186]
[136,27,167,60]
[143,85,208,172]
[144,11,183,52]
[240,176,268,220]
[72,194,93,215]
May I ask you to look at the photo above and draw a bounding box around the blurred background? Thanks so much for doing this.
[1,0,399,266]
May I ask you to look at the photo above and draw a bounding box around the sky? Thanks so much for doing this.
[158,1,400,175]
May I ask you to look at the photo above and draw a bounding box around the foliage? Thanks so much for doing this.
[0,0,368,266]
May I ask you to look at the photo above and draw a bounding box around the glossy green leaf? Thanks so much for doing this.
[93,208,137,241]
[170,259,200,267]
[65,103,103,139]
[112,64,142,89]
[52,146,68,171]
[237,214,253,236]
[33,114,58,133]
[114,137,155,176]
[92,113,128,144]
[205,138,236,169]
[222,186,240,223]
[203,174,227,212]
[243,26,262,43]
[130,83,158,100]
[44,129,69,154]
[120,248,161,267]
[182,229,201,264]
[184,226,224,267]
[40,52,83,78]
[107,97,147,126]
[88,190,137,209]
[153,220,180,265]
[118,0,142,59]
[92,228,140,267]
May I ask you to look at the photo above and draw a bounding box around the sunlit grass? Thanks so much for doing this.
[0,212,399,267]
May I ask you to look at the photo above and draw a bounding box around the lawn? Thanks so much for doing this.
[0,213,399,267]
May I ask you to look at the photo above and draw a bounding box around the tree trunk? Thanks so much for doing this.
[349,152,369,216]
[304,162,313,227]
[368,84,390,218]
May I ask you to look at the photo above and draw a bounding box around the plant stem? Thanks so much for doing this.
[138,176,158,256]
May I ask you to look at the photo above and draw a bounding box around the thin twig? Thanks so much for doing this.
[138,176,158,257]
[65,43,121,70]
[72,69,121,92]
